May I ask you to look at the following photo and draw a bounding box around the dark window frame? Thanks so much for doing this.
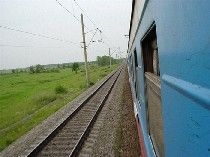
[133,49,138,68]
[141,23,160,76]
[140,22,164,157]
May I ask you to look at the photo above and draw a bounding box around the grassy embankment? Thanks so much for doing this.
[0,64,117,151]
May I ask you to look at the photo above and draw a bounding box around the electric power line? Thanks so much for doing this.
[0,44,72,49]
[55,0,90,30]
[87,29,98,47]
[102,33,114,48]
[73,0,96,26]
[0,25,79,46]
[85,28,97,35]
[55,0,80,22]
[72,0,114,48]
[56,0,117,51]
[70,0,75,15]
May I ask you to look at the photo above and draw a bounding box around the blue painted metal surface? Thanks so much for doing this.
[127,0,210,156]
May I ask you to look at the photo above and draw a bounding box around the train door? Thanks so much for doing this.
[141,24,164,157]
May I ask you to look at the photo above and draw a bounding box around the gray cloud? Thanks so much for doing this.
[0,0,132,69]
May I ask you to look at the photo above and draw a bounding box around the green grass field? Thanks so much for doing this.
[0,64,117,151]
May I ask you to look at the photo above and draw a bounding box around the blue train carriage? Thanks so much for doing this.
[127,0,210,157]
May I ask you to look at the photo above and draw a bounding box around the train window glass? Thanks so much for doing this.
[133,49,139,99]
[130,55,133,70]
[129,56,132,71]
[134,49,138,67]
[141,26,160,76]
[132,49,138,98]
[141,24,164,157]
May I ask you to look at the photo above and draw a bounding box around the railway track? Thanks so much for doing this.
[26,67,122,157]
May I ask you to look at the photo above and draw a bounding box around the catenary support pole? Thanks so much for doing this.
[81,13,89,87]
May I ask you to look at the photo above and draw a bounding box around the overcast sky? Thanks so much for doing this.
[0,0,132,70]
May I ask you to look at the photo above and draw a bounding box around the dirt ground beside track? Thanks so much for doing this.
[91,67,140,157]
[118,69,140,156]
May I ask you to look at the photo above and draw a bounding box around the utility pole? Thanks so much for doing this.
[81,13,89,87]
[109,48,111,68]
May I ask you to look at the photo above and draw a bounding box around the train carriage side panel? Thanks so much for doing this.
[128,0,210,156]
[157,1,210,156]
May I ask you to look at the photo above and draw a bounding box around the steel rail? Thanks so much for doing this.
[27,66,122,157]
[69,69,122,157]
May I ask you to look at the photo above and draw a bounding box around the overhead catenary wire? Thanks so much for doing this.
[55,0,103,48]
[85,28,98,35]
[0,25,80,46]
[73,0,96,27]
[55,0,80,22]
[72,0,115,48]
[70,0,75,15]
[87,29,98,47]
[0,44,73,49]
[56,0,119,55]
[102,33,114,48]
[55,0,90,31]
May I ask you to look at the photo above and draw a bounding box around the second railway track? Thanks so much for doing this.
[26,67,122,157]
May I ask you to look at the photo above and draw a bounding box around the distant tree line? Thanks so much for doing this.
[2,57,123,75]
[72,63,79,74]
[29,64,60,74]
[28,62,80,74]
[11,69,25,74]
[97,55,119,66]
[57,63,71,69]
[1,62,81,75]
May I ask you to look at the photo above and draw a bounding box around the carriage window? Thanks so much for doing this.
[141,26,160,76]
[133,49,139,98]
[141,24,164,157]
[129,55,133,71]
[134,49,138,67]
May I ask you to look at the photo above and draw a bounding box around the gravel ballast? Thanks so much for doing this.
[89,66,140,157]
